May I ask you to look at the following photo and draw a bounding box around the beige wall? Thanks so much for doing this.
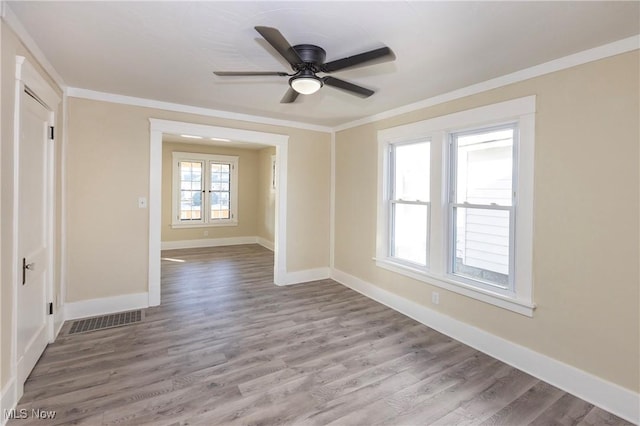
[0,22,64,392]
[66,97,331,302]
[334,51,639,392]
[161,143,260,242]
[257,147,276,245]
[286,129,331,271]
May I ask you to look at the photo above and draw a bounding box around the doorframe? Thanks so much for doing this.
[11,56,60,401]
[148,119,289,306]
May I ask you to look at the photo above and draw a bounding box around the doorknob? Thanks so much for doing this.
[22,258,35,285]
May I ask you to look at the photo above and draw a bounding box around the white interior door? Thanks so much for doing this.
[17,88,52,385]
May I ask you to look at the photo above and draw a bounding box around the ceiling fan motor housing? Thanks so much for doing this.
[292,44,326,71]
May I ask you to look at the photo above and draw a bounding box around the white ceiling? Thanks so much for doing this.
[6,1,639,127]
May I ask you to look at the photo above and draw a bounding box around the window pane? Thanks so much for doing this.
[210,191,230,219]
[455,128,513,206]
[392,203,428,266]
[453,207,510,288]
[394,142,430,201]
[210,189,230,220]
[179,161,203,221]
[209,162,232,221]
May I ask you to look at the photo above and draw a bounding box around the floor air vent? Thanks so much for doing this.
[69,310,144,335]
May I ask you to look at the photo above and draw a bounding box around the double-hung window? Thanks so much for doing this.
[376,96,535,316]
[172,152,238,227]
[389,140,431,267]
[449,125,516,292]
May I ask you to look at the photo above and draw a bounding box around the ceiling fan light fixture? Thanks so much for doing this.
[290,72,323,95]
[214,26,396,103]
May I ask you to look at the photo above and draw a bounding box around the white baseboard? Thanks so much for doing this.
[278,267,330,286]
[64,292,149,320]
[0,377,16,426]
[161,236,258,250]
[161,237,326,287]
[256,237,274,251]
[331,268,640,424]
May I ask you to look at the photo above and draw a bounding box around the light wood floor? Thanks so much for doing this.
[12,244,631,425]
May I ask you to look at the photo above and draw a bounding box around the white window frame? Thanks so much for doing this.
[387,139,432,269]
[448,123,518,294]
[376,96,536,316]
[172,152,239,228]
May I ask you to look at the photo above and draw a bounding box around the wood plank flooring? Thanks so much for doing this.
[11,244,632,425]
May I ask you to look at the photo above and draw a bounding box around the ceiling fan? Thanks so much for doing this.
[213,26,395,103]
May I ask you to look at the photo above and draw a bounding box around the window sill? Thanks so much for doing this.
[374,257,535,317]
[171,221,238,229]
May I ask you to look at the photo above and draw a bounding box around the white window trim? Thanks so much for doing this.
[171,152,239,228]
[376,96,536,317]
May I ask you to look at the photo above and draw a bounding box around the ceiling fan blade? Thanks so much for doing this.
[213,71,289,76]
[323,76,374,98]
[255,26,303,67]
[323,46,395,73]
[280,88,300,104]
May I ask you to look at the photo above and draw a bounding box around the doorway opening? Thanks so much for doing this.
[148,119,289,306]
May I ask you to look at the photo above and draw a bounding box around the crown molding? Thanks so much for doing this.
[334,34,640,132]
[1,1,66,89]
[66,87,333,133]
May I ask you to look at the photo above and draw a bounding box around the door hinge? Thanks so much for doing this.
[48,302,53,315]
[49,126,54,140]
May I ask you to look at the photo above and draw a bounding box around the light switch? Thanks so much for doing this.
[138,197,147,209]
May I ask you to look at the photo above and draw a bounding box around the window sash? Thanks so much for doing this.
[389,200,430,267]
[390,140,431,203]
[449,204,515,291]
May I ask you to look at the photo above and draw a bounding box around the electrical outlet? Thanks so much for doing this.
[138,197,147,209]
[431,292,440,305]
[203,230,209,237]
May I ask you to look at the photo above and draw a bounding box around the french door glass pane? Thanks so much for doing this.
[455,128,513,206]
[394,142,430,202]
[392,203,428,266]
[453,207,510,288]
[210,162,231,220]
[179,161,202,220]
